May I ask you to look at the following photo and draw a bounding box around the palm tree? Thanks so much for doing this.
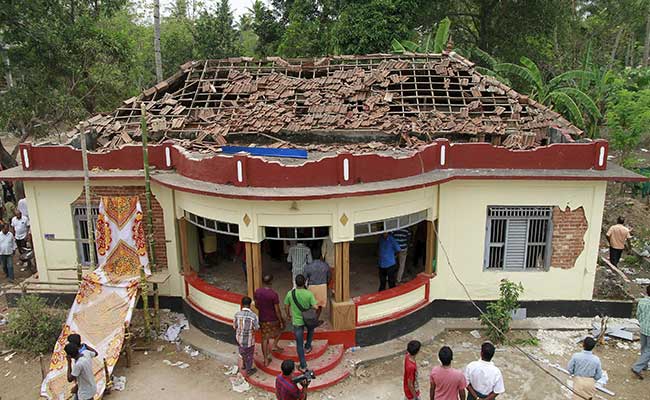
[392,17,450,53]
[496,56,601,129]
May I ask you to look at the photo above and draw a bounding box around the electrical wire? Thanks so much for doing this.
[431,223,591,400]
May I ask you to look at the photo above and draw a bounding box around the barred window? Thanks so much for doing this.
[484,206,552,270]
[73,206,99,265]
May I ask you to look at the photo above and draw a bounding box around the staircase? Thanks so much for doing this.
[245,339,350,392]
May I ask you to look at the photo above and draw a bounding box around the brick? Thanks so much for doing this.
[550,206,587,269]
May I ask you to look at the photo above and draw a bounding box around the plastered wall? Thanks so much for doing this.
[432,180,606,301]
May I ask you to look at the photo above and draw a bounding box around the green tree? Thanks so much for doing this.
[0,0,138,152]
[194,0,239,58]
[250,0,285,56]
[332,0,417,55]
[607,89,650,162]
[277,0,326,57]
[497,56,601,129]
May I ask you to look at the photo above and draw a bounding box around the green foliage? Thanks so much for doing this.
[479,279,524,343]
[390,16,449,54]
[1,295,66,354]
[334,0,416,55]
[607,89,650,157]
[194,0,239,59]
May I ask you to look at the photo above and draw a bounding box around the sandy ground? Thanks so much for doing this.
[1,328,647,400]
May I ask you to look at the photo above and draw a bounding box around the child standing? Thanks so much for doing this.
[404,340,421,400]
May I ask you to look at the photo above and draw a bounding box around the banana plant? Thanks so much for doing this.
[392,17,450,54]
[495,56,601,129]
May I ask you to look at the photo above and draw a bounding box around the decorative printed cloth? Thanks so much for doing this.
[41,196,150,399]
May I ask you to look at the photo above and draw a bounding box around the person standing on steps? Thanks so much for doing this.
[430,346,467,400]
[632,285,650,380]
[567,337,602,400]
[284,274,319,371]
[378,232,401,291]
[304,254,331,313]
[606,216,631,266]
[254,274,285,366]
[464,342,505,400]
[233,296,259,376]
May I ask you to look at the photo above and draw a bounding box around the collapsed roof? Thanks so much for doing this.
[65,53,583,154]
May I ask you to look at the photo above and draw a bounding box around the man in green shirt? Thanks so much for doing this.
[632,285,650,379]
[284,274,319,371]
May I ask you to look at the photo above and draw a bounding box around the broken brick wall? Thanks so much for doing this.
[72,186,168,269]
[550,206,588,269]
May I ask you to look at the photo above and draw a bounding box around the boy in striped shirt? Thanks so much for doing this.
[393,228,411,283]
[233,296,259,376]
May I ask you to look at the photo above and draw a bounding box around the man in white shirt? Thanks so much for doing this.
[10,210,29,254]
[17,197,28,219]
[65,342,98,400]
[0,224,16,282]
[464,342,505,400]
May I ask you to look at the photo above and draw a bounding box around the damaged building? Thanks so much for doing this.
[0,53,645,389]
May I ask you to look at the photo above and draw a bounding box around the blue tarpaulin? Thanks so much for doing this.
[221,146,308,159]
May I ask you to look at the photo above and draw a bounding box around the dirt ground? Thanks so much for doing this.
[1,329,646,400]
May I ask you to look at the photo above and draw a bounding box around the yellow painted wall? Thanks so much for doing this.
[26,176,606,302]
[432,180,606,301]
[24,180,182,296]
[174,185,438,243]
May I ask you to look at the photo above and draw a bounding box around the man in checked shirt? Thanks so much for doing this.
[234,296,260,376]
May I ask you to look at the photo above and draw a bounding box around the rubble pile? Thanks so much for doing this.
[61,53,581,154]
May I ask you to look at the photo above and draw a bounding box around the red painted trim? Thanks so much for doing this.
[353,274,429,305]
[353,274,430,328]
[19,139,612,188]
[184,273,244,304]
[355,298,429,328]
[19,142,173,171]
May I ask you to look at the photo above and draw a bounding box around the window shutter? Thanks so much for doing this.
[504,219,527,268]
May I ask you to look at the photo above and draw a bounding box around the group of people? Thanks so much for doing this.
[403,341,504,400]
[0,201,30,283]
[233,273,324,378]
[378,225,424,292]
[404,286,650,400]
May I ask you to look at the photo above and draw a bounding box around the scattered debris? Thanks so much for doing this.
[224,365,239,376]
[469,330,481,339]
[634,278,650,285]
[112,376,127,391]
[600,256,631,282]
[3,352,16,362]
[163,359,190,369]
[183,345,200,358]
[229,373,251,393]
[162,314,189,343]
[64,55,581,154]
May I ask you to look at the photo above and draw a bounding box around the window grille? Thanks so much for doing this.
[354,210,428,238]
[184,211,239,236]
[264,226,330,241]
[73,206,99,265]
[484,206,552,270]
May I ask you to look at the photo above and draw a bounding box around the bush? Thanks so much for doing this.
[479,279,524,343]
[1,295,66,354]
